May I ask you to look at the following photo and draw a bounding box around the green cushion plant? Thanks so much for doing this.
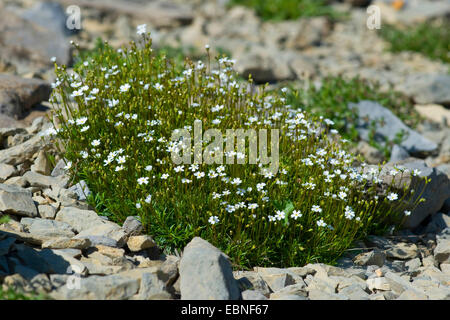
[47,28,426,268]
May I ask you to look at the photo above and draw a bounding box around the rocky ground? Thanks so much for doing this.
[0,0,449,300]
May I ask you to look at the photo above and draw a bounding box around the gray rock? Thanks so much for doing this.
[384,272,425,296]
[386,243,419,260]
[0,226,51,246]
[73,235,118,247]
[122,216,143,236]
[14,244,54,274]
[259,273,295,292]
[270,294,308,300]
[21,217,75,238]
[29,273,52,293]
[398,73,450,106]
[0,183,38,217]
[284,17,330,50]
[287,266,317,277]
[375,0,450,26]
[270,282,307,299]
[397,289,428,300]
[4,176,29,188]
[2,274,33,293]
[389,144,410,163]
[23,171,68,190]
[158,255,179,287]
[234,46,296,83]
[51,274,140,300]
[234,271,271,296]
[405,258,422,273]
[356,141,385,164]
[38,204,57,219]
[73,223,128,248]
[0,255,10,273]
[366,160,450,229]
[353,249,386,267]
[366,277,391,291]
[27,116,48,135]
[425,213,450,234]
[308,289,349,300]
[0,74,51,118]
[0,237,16,256]
[0,164,17,183]
[127,235,156,252]
[51,159,68,177]
[55,207,112,233]
[20,2,76,37]
[434,239,450,264]
[241,290,268,300]
[350,100,437,155]
[36,248,87,275]
[68,180,91,201]
[0,6,71,72]
[41,237,91,250]
[135,272,171,300]
[179,237,240,300]
[0,134,52,166]
[339,284,370,300]
[30,150,51,176]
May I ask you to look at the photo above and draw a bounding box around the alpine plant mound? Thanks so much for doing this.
[46,26,426,268]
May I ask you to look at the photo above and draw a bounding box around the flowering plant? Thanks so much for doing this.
[48,29,426,268]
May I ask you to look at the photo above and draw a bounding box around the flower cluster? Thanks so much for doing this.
[49,31,426,268]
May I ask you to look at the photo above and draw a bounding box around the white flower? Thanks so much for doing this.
[181,178,192,184]
[174,165,184,173]
[145,165,153,171]
[80,125,90,132]
[344,206,355,220]
[338,191,347,200]
[248,203,259,210]
[317,219,326,227]
[256,183,266,192]
[137,177,149,185]
[80,151,89,159]
[137,24,147,35]
[91,139,101,147]
[161,173,169,180]
[117,156,126,164]
[412,169,421,177]
[115,165,124,172]
[275,210,285,221]
[231,178,242,185]
[145,194,152,204]
[91,88,99,95]
[120,84,131,92]
[71,90,83,97]
[404,210,411,216]
[50,56,57,62]
[194,171,205,179]
[63,161,72,170]
[311,205,322,213]
[291,210,302,220]
[387,193,398,201]
[76,117,88,125]
[208,216,219,225]
[268,215,276,222]
[136,203,141,209]
[154,83,163,90]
